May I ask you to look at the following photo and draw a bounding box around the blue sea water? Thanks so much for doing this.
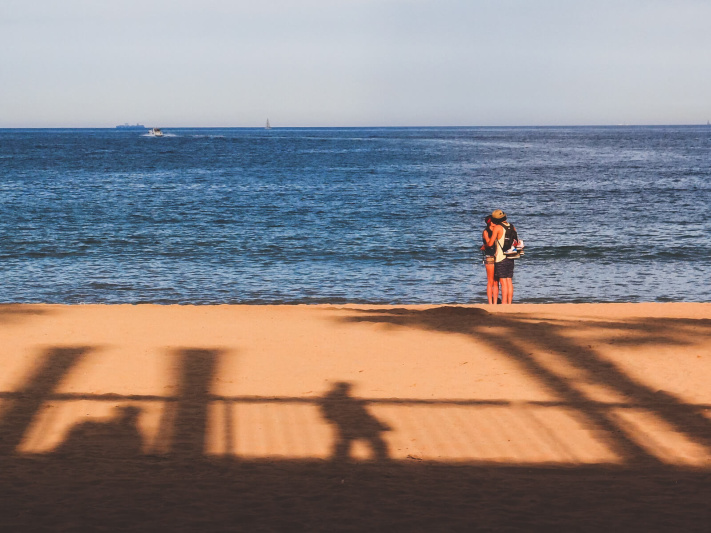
[1,126,709,304]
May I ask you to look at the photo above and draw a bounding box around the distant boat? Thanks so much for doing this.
[116,123,146,130]
[265,119,271,130]
[149,127,164,137]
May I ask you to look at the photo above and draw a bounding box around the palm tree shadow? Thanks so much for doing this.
[0,305,51,325]
[339,306,711,462]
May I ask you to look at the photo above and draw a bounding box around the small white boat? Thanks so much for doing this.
[149,127,164,137]
[265,119,271,130]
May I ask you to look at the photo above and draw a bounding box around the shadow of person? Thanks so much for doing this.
[319,382,391,462]
[55,405,144,460]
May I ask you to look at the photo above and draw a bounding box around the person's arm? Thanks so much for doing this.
[483,225,502,248]
[480,228,489,250]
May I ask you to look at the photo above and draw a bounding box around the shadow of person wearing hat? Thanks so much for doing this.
[482,209,516,304]
[318,382,391,462]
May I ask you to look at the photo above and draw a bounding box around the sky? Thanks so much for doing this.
[1,0,710,128]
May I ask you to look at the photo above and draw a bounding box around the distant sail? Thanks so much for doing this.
[265,119,271,130]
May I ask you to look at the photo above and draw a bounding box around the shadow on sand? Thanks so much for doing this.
[341,307,711,465]
[0,309,710,531]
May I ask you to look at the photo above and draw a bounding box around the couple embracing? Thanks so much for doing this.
[481,209,522,305]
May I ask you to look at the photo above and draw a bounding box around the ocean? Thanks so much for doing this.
[1,126,709,304]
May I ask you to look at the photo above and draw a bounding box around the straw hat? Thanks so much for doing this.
[491,209,507,222]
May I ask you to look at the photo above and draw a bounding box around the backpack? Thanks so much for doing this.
[500,223,524,258]
[501,223,518,252]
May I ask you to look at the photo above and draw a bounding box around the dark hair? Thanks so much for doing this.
[484,216,492,224]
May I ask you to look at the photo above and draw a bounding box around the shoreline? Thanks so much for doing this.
[4,300,711,318]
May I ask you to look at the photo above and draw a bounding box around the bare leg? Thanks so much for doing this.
[500,278,508,304]
[508,279,514,304]
[485,264,496,304]
[501,278,513,304]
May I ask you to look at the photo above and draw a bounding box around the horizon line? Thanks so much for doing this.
[1,123,710,130]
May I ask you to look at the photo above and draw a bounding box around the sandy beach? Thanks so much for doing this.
[1,302,710,531]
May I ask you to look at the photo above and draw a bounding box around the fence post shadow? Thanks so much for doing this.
[167,348,221,459]
[0,346,90,456]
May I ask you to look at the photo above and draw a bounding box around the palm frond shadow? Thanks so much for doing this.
[341,306,711,462]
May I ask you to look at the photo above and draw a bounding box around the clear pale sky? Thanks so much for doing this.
[1,0,710,128]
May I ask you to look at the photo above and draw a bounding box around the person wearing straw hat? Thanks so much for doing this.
[482,209,516,304]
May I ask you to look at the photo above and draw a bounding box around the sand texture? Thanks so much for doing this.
[0,303,710,531]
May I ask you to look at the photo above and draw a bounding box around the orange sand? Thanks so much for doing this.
[0,303,710,531]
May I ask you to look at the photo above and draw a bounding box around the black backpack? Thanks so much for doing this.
[500,223,518,252]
